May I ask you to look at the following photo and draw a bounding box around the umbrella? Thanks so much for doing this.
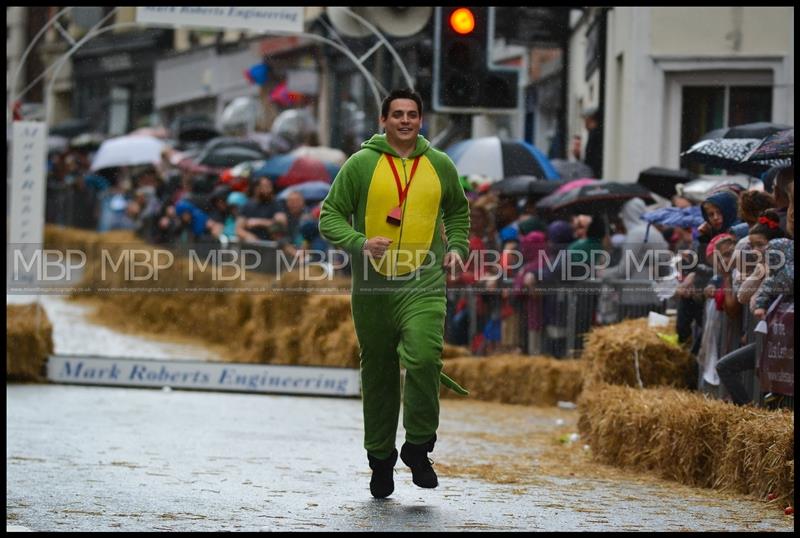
[641,205,705,229]
[221,96,258,129]
[172,115,220,143]
[271,109,316,146]
[47,135,68,154]
[290,145,348,167]
[699,121,792,141]
[490,176,565,197]
[678,174,762,203]
[69,132,105,151]
[680,138,785,177]
[553,178,598,194]
[254,154,334,189]
[550,159,594,181]
[219,159,268,192]
[741,128,793,162]
[536,180,655,215]
[50,118,90,138]
[445,136,560,182]
[636,166,698,199]
[90,135,165,171]
[277,180,331,203]
[130,126,169,139]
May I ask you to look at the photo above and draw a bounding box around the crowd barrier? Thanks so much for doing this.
[445,276,792,411]
[445,279,667,359]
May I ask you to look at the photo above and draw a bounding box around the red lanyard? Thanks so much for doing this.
[385,154,421,206]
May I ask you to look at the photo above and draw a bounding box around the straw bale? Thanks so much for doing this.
[7,304,53,382]
[581,318,694,389]
[442,344,470,358]
[716,411,794,507]
[441,355,584,406]
[578,383,794,507]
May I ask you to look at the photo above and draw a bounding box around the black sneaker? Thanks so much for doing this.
[400,435,438,489]
[367,449,397,499]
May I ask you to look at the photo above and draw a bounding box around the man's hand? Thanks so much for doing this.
[364,236,393,258]
[443,251,463,276]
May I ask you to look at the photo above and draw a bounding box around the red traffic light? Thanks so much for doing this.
[449,8,475,35]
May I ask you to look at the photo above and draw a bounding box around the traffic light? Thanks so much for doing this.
[433,7,520,113]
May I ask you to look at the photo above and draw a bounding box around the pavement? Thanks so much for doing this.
[6,384,793,532]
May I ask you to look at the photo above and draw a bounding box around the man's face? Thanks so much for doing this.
[286,192,305,214]
[381,98,421,147]
[256,178,273,200]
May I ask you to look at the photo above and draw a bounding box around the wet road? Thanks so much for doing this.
[7,384,793,532]
[6,295,793,531]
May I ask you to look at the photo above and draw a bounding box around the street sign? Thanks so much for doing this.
[8,121,47,289]
[136,6,304,34]
[47,354,361,398]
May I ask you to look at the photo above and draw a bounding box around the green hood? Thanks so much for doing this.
[361,134,431,158]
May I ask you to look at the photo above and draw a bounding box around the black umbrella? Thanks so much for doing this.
[550,159,595,181]
[490,176,565,197]
[535,180,655,216]
[741,128,794,162]
[49,118,91,138]
[636,166,697,199]
[680,138,789,177]
[700,121,792,141]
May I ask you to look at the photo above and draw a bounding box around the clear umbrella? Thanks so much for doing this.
[91,135,165,171]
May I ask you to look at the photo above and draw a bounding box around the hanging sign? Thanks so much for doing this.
[136,7,304,34]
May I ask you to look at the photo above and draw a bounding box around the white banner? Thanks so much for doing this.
[8,121,47,288]
[47,355,361,397]
[136,6,304,34]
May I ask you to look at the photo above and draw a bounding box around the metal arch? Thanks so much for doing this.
[8,7,121,123]
[335,7,416,92]
[16,17,388,128]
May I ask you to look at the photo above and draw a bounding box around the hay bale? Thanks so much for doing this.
[716,411,795,508]
[578,383,794,507]
[441,355,583,406]
[581,318,694,389]
[7,304,53,382]
[443,344,470,358]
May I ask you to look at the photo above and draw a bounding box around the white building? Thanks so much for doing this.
[569,6,794,181]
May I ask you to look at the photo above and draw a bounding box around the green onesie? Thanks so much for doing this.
[319,133,470,459]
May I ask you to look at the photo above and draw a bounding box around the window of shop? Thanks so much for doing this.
[678,79,772,175]
[108,86,131,136]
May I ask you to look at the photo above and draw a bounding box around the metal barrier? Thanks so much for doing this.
[445,278,668,359]
[45,182,99,229]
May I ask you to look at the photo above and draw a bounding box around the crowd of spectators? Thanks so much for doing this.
[45,135,793,407]
[45,142,331,262]
[444,164,793,408]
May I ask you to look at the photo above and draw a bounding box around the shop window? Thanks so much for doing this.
[108,86,130,136]
[681,84,772,175]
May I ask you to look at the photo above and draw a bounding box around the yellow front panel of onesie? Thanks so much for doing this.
[364,155,441,277]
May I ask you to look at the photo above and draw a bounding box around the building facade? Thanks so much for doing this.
[569,6,795,181]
